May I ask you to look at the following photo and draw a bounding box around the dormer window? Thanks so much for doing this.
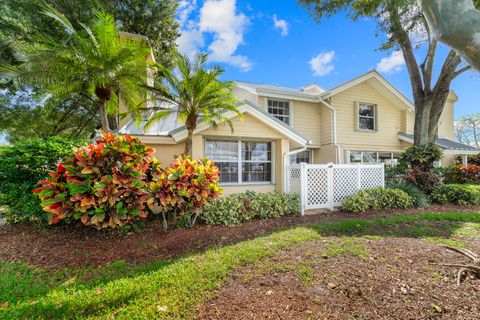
[267,98,290,125]
[356,102,377,131]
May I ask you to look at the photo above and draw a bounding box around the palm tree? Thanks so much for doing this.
[147,52,242,155]
[0,4,151,131]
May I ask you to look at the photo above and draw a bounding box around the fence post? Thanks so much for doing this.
[327,162,334,210]
[300,162,306,216]
[356,163,361,191]
[381,163,385,188]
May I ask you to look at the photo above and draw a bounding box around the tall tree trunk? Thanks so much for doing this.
[98,98,110,132]
[95,86,112,132]
[184,129,193,155]
[183,115,198,156]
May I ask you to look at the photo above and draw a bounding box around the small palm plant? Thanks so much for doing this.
[147,52,242,155]
[0,4,151,131]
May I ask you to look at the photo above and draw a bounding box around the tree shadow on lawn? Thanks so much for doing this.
[1,212,479,319]
[308,212,480,242]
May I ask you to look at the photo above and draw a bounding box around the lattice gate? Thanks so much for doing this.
[290,163,384,215]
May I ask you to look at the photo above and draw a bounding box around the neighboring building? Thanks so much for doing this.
[119,70,479,195]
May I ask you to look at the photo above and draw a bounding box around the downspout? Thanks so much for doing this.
[319,99,341,163]
[283,146,308,193]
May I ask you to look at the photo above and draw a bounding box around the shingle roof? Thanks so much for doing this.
[398,132,480,152]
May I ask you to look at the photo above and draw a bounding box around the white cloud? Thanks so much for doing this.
[176,0,252,71]
[199,0,252,71]
[376,50,405,74]
[273,14,288,36]
[309,51,335,77]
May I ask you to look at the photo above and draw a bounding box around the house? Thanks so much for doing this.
[119,70,479,195]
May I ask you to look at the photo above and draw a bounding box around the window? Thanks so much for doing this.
[347,150,401,167]
[357,103,376,131]
[291,150,312,164]
[205,139,272,184]
[267,99,290,125]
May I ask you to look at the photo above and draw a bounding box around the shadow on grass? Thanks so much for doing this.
[1,212,479,320]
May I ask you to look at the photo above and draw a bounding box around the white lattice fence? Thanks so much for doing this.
[295,163,384,215]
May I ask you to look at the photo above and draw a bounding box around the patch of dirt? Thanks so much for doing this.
[0,204,478,269]
[197,237,480,320]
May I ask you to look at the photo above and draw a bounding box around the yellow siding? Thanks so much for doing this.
[149,143,185,166]
[292,100,322,145]
[319,103,333,145]
[201,113,283,139]
[438,92,457,140]
[331,82,406,150]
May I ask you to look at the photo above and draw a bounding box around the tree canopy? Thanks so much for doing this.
[299,0,473,151]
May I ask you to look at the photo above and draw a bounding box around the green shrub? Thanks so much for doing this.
[35,131,157,228]
[201,191,300,226]
[431,184,480,206]
[342,187,415,213]
[201,193,252,226]
[0,137,85,224]
[148,155,222,230]
[442,164,480,184]
[388,183,430,208]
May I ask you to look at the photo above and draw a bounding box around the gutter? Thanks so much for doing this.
[319,100,341,163]
[283,146,308,193]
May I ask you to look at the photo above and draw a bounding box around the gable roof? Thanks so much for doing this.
[398,132,480,155]
[233,70,415,111]
[321,70,415,111]
[118,101,310,146]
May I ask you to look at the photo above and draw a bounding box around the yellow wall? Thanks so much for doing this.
[202,113,283,139]
[319,103,333,145]
[331,81,406,150]
[257,96,324,146]
[438,91,457,140]
[149,143,185,165]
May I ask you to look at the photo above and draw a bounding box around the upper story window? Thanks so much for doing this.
[205,139,272,184]
[267,98,290,125]
[357,102,376,131]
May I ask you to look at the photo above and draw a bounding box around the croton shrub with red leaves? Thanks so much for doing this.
[148,155,223,229]
[444,164,480,185]
[34,131,157,228]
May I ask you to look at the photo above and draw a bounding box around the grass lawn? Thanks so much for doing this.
[1,211,479,319]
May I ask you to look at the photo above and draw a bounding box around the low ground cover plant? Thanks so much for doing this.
[388,183,430,208]
[201,191,300,226]
[431,184,480,206]
[342,187,415,213]
[0,137,85,224]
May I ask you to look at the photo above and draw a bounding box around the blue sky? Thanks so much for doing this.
[177,0,479,119]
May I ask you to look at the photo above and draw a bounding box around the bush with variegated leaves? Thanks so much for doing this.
[148,155,222,229]
[34,131,157,228]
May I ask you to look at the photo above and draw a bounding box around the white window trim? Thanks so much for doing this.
[357,102,377,132]
[346,150,400,166]
[291,149,313,164]
[266,97,293,127]
[205,138,275,185]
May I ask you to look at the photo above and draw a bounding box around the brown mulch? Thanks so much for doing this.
[0,204,479,269]
[197,237,480,320]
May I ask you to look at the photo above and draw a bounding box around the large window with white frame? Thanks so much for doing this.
[205,139,272,184]
[357,102,376,131]
[347,150,401,167]
[267,98,291,125]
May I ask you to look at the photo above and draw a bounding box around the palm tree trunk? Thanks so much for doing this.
[184,129,194,155]
[98,98,110,132]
